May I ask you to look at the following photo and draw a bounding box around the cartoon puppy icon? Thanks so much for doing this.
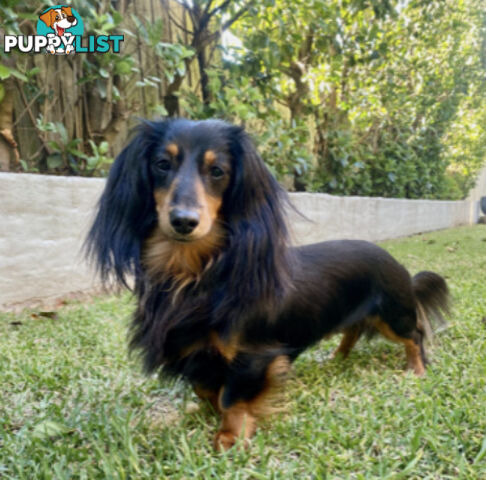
[39,6,77,54]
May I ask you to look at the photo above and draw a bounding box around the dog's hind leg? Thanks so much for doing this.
[373,317,425,376]
[332,326,363,359]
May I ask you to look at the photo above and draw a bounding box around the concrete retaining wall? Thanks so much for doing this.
[288,194,474,245]
[0,172,483,309]
[1,173,105,310]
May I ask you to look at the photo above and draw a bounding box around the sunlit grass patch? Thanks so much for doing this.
[1,226,485,479]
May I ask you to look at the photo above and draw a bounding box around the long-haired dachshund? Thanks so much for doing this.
[86,118,449,451]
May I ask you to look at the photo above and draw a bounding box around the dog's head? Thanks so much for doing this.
[87,119,290,292]
[149,120,232,242]
[39,6,77,33]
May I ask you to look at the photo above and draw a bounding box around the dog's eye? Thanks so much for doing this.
[155,159,171,172]
[209,166,224,179]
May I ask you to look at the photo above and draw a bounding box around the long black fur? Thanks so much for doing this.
[86,118,449,414]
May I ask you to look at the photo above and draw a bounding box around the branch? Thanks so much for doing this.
[275,96,290,109]
[0,129,20,165]
[180,0,197,26]
[298,28,315,63]
[193,0,234,37]
[12,86,46,128]
[166,8,194,35]
[198,1,254,49]
[208,0,232,17]
[15,79,51,155]
[221,0,254,31]
[203,0,215,16]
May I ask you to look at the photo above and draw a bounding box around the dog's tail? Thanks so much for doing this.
[412,271,450,341]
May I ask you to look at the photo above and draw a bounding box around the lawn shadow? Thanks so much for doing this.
[294,337,413,385]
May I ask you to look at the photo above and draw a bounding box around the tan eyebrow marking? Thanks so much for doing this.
[203,150,217,166]
[166,143,179,156]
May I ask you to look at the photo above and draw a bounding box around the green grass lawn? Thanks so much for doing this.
[1,226,485,479]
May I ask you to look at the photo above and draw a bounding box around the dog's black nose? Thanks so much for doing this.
[170,209,199,235]
[67,16,76,23]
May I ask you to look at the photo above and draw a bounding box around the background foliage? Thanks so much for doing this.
[0,0,485,198]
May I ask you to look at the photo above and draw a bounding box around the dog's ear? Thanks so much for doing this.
[219,126,293,304]
[62,6,73,17]
[39,9,56,28]
[226,127,286,224]
[85,122,167,287]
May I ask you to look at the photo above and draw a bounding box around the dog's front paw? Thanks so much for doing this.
[213,430,252,451]
[46,45,56,54]
[65,45,74,54]
[214,431,237,451]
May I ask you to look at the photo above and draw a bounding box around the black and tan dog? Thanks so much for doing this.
[86,118,449,450]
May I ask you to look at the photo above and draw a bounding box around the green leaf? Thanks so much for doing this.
[114,60,132,75]
[55,123,68,146]
[151,104,168,116]
[164,71,174,84]
[98,141,109,154]
[66,138,81,149]
[130,14,148,43]
[87,156,100,168]
[120,28,137,38]
[69,149,88,159]
[27,67,40,78]
[10,69,28,82]
[0,65,11,80]
[112,85,120,99]
[97,80,107,99]
[112,10,123,26]
[474,435,486,464]
[46,154,63,170]
[47,140,62,151]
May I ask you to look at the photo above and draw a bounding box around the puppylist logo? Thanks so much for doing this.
[4,5,124,55]
[37,5,83,54]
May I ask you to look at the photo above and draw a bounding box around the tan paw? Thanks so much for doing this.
[213,431,237,451]
[407,362,426,377]
[330,347,349,360]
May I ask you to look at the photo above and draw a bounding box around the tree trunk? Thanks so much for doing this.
[0,78,19,171]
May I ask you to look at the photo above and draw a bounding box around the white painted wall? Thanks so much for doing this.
[0,173,105,310]
[0,171,484,309]
[288,193,473,245]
